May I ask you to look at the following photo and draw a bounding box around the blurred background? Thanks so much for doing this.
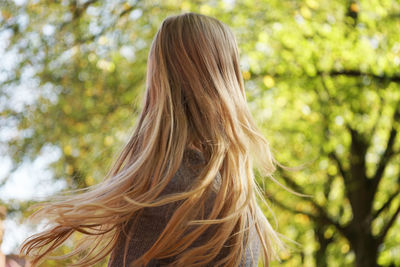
[0,0,399,266]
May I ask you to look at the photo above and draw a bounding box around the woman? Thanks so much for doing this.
[20,12,284,266]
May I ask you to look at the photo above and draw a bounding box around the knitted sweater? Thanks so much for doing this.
[107,149,260,267]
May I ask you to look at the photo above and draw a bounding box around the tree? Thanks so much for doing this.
[243,1,400,266]
[0,0,399,266]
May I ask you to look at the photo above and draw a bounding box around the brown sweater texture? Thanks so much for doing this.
[107,149,260,267]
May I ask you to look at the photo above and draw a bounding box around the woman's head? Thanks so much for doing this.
[141,12,274,170]
[20,12,284,267]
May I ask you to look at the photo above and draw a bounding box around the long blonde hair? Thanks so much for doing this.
[20,12,284,266]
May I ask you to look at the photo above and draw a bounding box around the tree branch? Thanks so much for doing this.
[372,128,397,180]
[256,70,400,83]
[119,4,137,17]
[317,70,400,83]
[369,95,385,144]
[71,0,99,20]
[373,188,400,220]
[279,170,307,196]
[377,204,400,243]
[371,103,400,192]
[267,189,348,237]
[320,75,341,107]
[278,170,350,237]
[328,152,348,180]
[268,193,317,219]
[310,200,350,238]
[74,1,144,44]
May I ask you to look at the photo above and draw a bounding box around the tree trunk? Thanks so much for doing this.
[351,235,379,267]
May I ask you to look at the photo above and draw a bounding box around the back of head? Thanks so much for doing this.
[143,12,254,159]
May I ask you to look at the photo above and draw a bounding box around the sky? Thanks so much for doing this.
[0,139,67,255]
[0,7,67,253]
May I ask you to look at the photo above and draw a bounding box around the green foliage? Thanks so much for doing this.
[1,0,399,266]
